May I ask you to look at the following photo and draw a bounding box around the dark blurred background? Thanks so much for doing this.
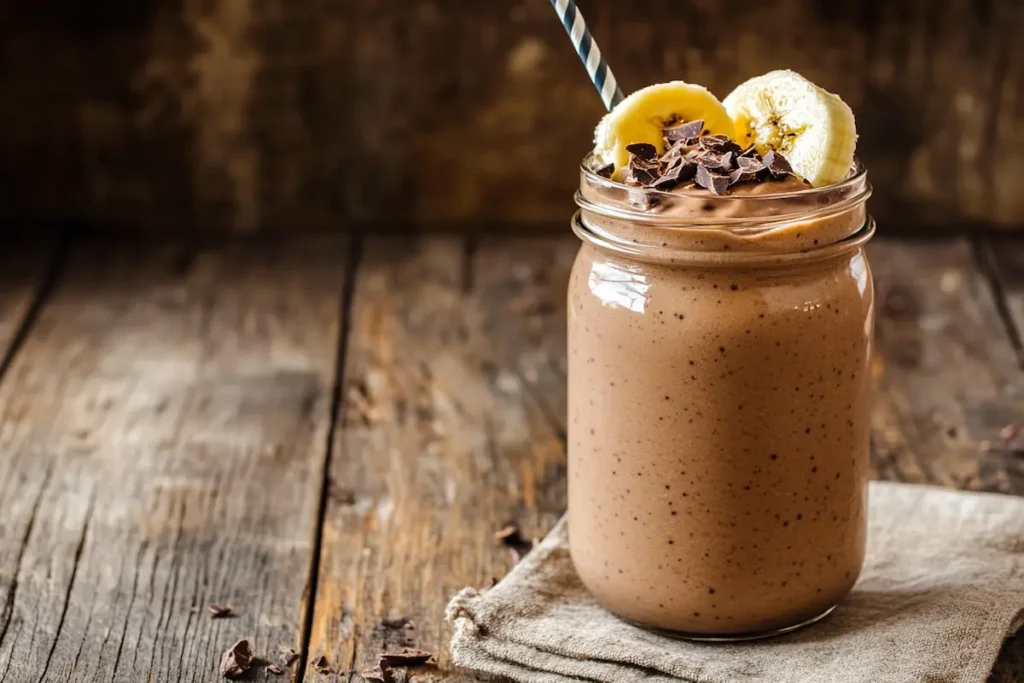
[0,0,1020,234]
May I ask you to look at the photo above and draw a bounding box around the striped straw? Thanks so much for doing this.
[549,0,624,111]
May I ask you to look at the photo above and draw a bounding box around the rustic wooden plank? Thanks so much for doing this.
[1,1,1023,232]
[868,239,1024,493]
[0,238,348,682]
[304,237,566,680]
[471,237,578,434]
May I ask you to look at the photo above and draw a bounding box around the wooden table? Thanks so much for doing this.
[0,234,1021,682]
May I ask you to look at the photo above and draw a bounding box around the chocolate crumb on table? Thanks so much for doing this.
[208,604,233,619]
[312,654,331,674]
[279,647,299,666]
[219,639,253,679]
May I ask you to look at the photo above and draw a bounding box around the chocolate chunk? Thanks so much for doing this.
[625,142,658,161]
[699,135,743,155]
[380,649,434,667]
[208,604,233,619]
[220,640,253,679]
[594,162,615,179]
[736,156,765,173]
[729,168,759,186]
[280,647,299,666]
[729,155,768,185]
[659,140,691,162]
[762,150,795,178]
[693,151,732,172]
[652,160,696,190]
[739,144,760,158]
[312,655,331,674]
[266,664,284,676]
[626,165,659,187]
[695,164,730,195]
[361,663,394,683]
[664,119,705,145]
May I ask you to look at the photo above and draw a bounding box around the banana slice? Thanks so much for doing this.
[723,70,856,187]
[594,81,736,175]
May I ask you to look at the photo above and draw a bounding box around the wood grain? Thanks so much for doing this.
[868,239,1024,493]
[470,237,578,433]
[0,1,1021,232]
[0,238,348,682]
[304,237,566,680]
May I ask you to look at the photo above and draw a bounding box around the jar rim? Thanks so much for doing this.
[572,212,876,267]
[576,155,871,229]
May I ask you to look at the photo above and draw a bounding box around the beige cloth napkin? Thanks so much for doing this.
[447,482,1024,683]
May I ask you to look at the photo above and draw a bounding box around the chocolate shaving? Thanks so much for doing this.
[266,664,284,676]
[736,156,765,173]
[699,135,743,155]
[361,663,394,683]
[729,156,766,185]
[208,604,233,619]
[625,165,659,187]
[729,168,758,186]
[280,647,299,666]
[695,164,730,195]
[762,150,795,178]
[380,649,434,666]
[220,639,253,679]
[659,140,691,163]
[625,142,658,161]
[664,119,704,145]
[651,160,696,190]
[312,655,331,674]
[594,162,615,179]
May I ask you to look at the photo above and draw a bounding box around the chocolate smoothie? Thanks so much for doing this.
[567,105,874,636]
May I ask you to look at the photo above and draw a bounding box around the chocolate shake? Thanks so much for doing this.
[567,71,873,638]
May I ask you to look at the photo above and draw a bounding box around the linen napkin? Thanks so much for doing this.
[447,482,1024,683]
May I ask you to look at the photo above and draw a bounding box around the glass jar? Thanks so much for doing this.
[567,158,874,640]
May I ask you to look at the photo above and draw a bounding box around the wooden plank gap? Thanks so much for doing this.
[296,234,364,683]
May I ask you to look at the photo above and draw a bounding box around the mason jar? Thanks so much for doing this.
[567,158,874,640]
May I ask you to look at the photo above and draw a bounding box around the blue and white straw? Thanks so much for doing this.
[549,0,625,111]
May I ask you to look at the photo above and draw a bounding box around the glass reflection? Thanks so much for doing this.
[588,261,649,313]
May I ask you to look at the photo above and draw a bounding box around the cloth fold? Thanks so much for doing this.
[448,482,1024,683]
